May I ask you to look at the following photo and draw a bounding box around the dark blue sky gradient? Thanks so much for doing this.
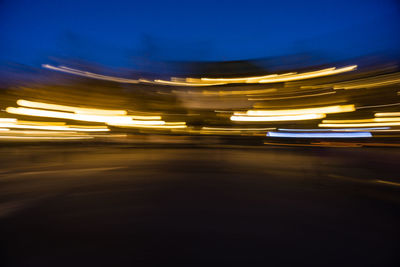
[1,0,399,68]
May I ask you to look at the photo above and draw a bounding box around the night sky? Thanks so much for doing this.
[1,0,399,68]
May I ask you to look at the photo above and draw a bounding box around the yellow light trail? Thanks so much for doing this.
[319,122,400,127]
[44,63,357,87]
[231,113,326,122]
[153,79,227,87]
[248,91,336,101]
[375,112,400,117]
[301,72,400,90]
[6,107,165,125]
[323,117,400,123]
[258,66,357,83]
[0,122,110,132]
[202,127,275,131]
[239,104,355,116]
[17,99,128,116]
[109,123,187,129]
[197,65,357,84]
[0,136,94,140]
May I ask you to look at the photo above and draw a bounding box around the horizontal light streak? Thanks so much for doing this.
[375,112,400,117]
[0,136,94,140]
[240,105,354,116]
[153,79,226,87]
[110,124,187,129]
[2,130,81,135]
[258,66,357,83]
[197,65,356,84]
[150,65,357,86]
[319,122,400,127]
[267,131,372,138]
[42,65,140,84]
[202,88,277,96]
[0,118,17,122]
[6,107,165,125]
[44,64,357,87]
[278,127,389,132]
[248,91,335,101]
[17,99,128,116]
[0,122,110,132]
[231,113,326,122]
[323,117,400,124]
[357,103,400,110]
[202,127,275,131]
[301,72,400,90]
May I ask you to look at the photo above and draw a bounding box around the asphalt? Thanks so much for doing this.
[1,145,400,266]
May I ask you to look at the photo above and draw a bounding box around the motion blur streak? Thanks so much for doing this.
[231,113,326,122]
[0,120,110,132]
[258,66,357,83]
[196,65,357,84]
[6,107,166,125]
[241,105,355,116]
[278,127,389,132]
[202,127,275,131]
[0,136,93,140]
[2,130,81,135]
[0,118,17,122]
[266,131,372,138]
[42,65,140,84]
[134,65,358,86]
[248,91,336,101]
[17,99,128,115]
[108,123,187,129]
[301,72,400,90]
[323,118,400,123]
[202,88,277,96]
[153,79,227,87]
[319,122,400,127]
[375,112,400,117]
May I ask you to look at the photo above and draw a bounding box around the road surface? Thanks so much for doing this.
[1,145,400,266]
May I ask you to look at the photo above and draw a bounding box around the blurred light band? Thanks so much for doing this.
[17,99,128,116]
[231,113,326,122]
[278,127,389,132]
[42,65,140,84]
[375,112,400,117]
[244,105,355,116]
[6,107,165,125]
[0,122,109,132]
[266,131,372,138]
[198,65,357,84]
[319,122,400,127]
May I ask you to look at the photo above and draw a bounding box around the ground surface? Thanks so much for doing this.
[1,145,399,266]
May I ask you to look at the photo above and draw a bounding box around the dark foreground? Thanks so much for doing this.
[1,145,400,266]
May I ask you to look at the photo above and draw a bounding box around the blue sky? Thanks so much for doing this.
[1,0,399,68]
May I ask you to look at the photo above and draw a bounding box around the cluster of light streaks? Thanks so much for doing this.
[3,60,400,147]
[0,118,118,141]
[301,71,400,90]
[230,105,355,122]
[43,64,357,87]
[0,118,109,132]
[314,112,400,130]
[155,66,357,86]
[6,99,187,130]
